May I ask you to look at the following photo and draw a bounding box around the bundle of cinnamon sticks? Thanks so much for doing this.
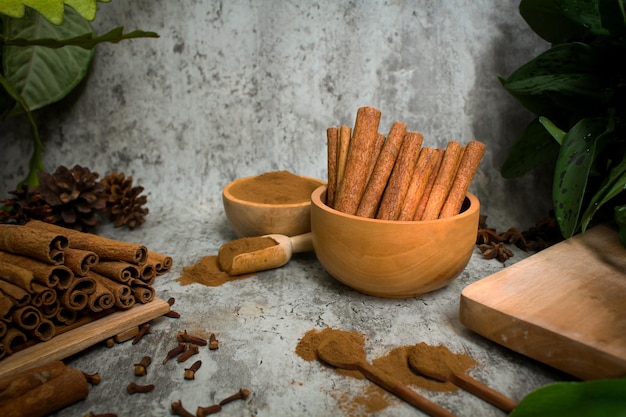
[0,220,173,361]
[326,106,485,220]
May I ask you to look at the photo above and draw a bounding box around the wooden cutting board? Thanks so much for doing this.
[460,224,626,380]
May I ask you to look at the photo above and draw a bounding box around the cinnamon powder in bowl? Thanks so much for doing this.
[222,171,325,237]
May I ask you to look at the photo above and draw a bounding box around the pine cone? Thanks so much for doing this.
[101,172,149,229]
[0,184,55,225]
[38,165,107,232]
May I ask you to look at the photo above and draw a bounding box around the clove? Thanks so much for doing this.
[196,404,222,416]
[164,310,181,318]
[126,381,155,394]
[82,371,101,385]
[133,356,152,376]
[105,337,115,348]
[177,344,199,363]
[219,388,250,406]
[163,342,187,364]
[177,330,207,346]
[209,333,219,350]
[132,323,151,345]
[171,400,195,417]
[184,360,202,380]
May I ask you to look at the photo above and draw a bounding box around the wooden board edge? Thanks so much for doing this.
[0,298,170,379]
[459,293,626,381]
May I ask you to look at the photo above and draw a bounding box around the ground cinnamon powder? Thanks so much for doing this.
[176,256,251,287]
[228,171,321,204]
[295,328,477,416]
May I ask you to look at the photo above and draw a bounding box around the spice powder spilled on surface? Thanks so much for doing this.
[228,171,321,204]
[295,327,478,416]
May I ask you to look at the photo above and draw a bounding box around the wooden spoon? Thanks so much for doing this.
[218,233,313,275]
[317,337,457,417]
[408,350,517,413]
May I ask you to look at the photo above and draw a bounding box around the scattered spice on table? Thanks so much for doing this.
[296,327,478,416]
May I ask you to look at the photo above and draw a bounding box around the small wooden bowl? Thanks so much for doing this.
[223,174,325,237]
[310,186,480,298]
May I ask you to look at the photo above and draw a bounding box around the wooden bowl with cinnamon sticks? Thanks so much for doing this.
[314,106,484,297]
[222,171,325,237]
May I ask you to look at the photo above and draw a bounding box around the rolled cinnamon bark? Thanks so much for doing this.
[355,121,406,218]
[40,299,60,320]
[131,279,155,304]
[0,251,74,290]
[0,293,15,322]
[335,125,352,206]
[420,141,463,220]
[30,283,57,307]
[1,327,27,355]
[139,263,156,285]
[440,140,486,218]
[31,318,55,341]
[376,131,424,220]
[398,147,440,221]
[87,271,134,309]
[0,360,67,402]
[63,248,98,277]
[326,126,339,208]
[58,276,96,311]
[413,148,444,220]
[0,321,6,338]
[25,220,148,266]
[0,262,35,292]
[90,260,139,284]
[0,224,68,265]
[55,307,77,326]
[0,280,31,307]
[87,279,115,313]
[367,133,386,185]
[147,251,173,275]
[0,364,89,417]
[334,106,382,215]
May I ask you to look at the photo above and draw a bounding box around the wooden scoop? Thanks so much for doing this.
[317,337,457,417]
[408,350,517,413]
[218,233,313,276]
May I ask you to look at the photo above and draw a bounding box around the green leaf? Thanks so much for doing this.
[3,26,159,49]
[580,152,626,231]
[599,0,626,36]
[553,117,613,238]
[538,116,566,145]
[500,43,613,117]
[519,0,590,43]
[2,7,94,112]
[501,117,561,178]
[0,0,111,24]
[560,0,609,37]
[510,377,626,417]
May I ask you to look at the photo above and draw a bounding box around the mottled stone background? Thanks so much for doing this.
[1,0,551,230]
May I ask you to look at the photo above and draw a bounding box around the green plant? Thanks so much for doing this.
[499,0,626,246]
[0,1,158,187]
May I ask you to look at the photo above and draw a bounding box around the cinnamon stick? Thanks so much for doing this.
[334,106,382,215]
[25,220,148,266]
[87,279,115,313]
[413,148,444,221]
[147,251,173,275]
[355,121,406,218]
[62,248,98,277]
[376,131,424,220]
[398,147,440,221]
[0,262,34,292]
[90,260,139,284]
[334,125,352,206]
[30,283,57,307]
[0,224,68,265]
[0,292,15,321]
[0,251,74,290]
[0,364,89,417]
[420,141,464,220]
[0,280,31,307]
[367,133,386,185]
[1,327,27,355]
[12,305,41,330]
[58,276,96,311]
[87,271,135,309]
[440,141,486,218]
[326,126,339,208]
[0,360,66,402]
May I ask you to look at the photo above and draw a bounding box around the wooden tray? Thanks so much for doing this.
[0,297,170,379]
[460,224,626,380]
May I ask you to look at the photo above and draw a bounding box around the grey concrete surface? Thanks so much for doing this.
[0,1,568,416]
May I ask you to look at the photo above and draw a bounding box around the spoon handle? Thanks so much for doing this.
[359,362,457,417]
[450,372,517,413]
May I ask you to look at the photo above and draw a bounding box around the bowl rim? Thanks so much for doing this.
[311,185,479,224]
[223,174,326,209]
